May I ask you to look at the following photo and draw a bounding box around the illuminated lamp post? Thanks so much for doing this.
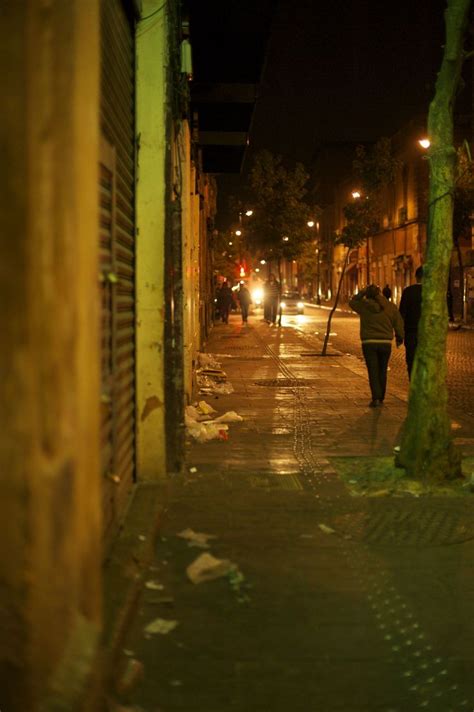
[352,190,369,285]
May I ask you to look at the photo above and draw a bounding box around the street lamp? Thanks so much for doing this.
[307,220,315,228]
[352,189,370,285]
[418,138,431,149]
[245,210,253,216]
[235,230,242,236]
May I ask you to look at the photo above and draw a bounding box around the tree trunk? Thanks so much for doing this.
[322,248,350,356]
[397,0,469,481]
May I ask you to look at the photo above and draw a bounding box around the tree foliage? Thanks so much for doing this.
[211,230,243,282]
[320,139,398,355]
[246,150,313,262]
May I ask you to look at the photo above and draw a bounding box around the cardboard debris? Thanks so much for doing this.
[186,552,237,584]
[177,528,218,549]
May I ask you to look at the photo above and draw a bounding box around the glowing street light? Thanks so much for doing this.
[282,236,289,242]
[351,190,361,199]
[307,220,315,228]
[235,230,242,236]
[245,210,253,216]
[228,241,233,246]
[260,259,266,265]
[418,138,431,149]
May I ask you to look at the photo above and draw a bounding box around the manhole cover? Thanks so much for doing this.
[334,508,474,546]
[254,378,314,387]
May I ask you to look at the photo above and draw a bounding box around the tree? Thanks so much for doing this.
[396,0,470,482]
[321,139,398,355]
[246,151,313,283]
[321,206,368,355]
[211,229,244,282]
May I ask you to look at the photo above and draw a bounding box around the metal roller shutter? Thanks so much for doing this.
[99,0,136,544]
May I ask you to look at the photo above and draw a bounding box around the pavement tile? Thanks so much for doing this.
[116,315,474,712]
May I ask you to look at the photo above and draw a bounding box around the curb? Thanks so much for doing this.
[101,481,170,703]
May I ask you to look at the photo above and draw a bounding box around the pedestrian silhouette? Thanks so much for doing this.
[349,284,404,407]
[399,266,423,378]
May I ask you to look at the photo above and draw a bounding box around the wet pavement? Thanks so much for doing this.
[109,313,474,712]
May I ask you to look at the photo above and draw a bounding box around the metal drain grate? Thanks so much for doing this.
[334,508,474,546]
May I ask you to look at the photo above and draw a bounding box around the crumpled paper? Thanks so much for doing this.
[186,552,237,584]
[144,618,179,635]
[213,411,243,423]
[177,528,218,549]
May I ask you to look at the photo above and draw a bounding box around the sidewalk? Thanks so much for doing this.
[108,314,474,712]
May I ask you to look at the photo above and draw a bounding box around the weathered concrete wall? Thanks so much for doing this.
[0,2,102,709]
[181,128,202,401]
[135,2,169,478]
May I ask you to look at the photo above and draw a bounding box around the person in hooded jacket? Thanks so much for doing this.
[349,284,404,407]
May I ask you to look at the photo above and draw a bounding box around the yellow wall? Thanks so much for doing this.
[0,2,102,708]
[135,2,169,478]
[181,131,201,401]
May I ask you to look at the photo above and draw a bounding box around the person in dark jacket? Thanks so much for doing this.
[399,266,423,378]
[349,284,404,407]
[216,281,234,324]
[237,282,252,323]
[263,274,280,325]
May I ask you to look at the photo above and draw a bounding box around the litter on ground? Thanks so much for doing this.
[185,420,229,443]
[177,528,218,548]
[213,411,243,423]
[145,581,164,591]
[197,352,221,369]
[197,400,217,415]
[186,552,237,584]
[143,618,179,635]
[318,523,336,535]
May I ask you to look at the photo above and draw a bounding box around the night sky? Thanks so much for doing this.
[216,0,469,225]
[248,0,447,161]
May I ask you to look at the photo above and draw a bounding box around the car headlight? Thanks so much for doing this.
[280,301,286,309]
[297,302,304,308]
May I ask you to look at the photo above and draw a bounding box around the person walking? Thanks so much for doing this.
[263,274,280,325]
[349,284,404,407]
[237,282,252,323]
[216,281,234,324]
[399,266,423,378]
[382,284,392,300]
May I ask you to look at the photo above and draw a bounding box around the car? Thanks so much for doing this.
[280,291,304,314]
